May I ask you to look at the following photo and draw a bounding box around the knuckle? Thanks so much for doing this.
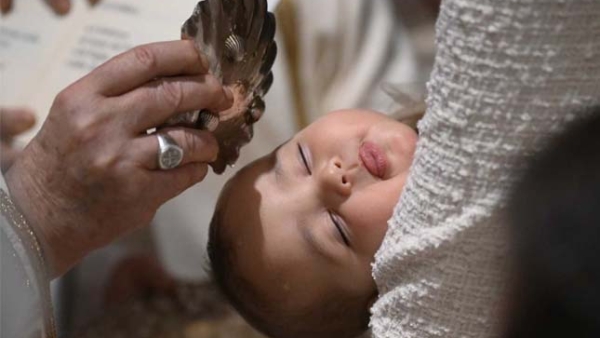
[52,88,105,143]
[53,87,78,114]
[132,45,157,72]
[183,130,200,154]
[89,155,116,174]
[158,80,184,110]
[73,117,95,140]
[71,112,106,143]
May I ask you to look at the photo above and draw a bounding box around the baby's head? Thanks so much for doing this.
[208,109,418,338]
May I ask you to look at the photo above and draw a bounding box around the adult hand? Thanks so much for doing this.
[1,0,100,15]
[5,40,233,278]
[0,107,36,173]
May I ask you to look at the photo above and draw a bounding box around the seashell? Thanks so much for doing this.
[241,123,254,140]
[164,110,198,127]
[197,110,220,132]
[224,35,245,62]
[248,97,265,123]
[172,0,277,174]
[229,146,241,164]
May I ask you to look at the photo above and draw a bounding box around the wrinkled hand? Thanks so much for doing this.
[0,108,35,173]
[5,40,232,278]
[1,0,100,15]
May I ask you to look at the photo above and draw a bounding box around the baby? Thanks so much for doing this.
[208,109,418,338]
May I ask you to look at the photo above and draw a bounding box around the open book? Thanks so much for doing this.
[0,0,281,142]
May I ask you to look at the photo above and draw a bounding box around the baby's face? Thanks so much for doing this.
[219,109,417,314]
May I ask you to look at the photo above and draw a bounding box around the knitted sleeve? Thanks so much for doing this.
[370,1,600,337]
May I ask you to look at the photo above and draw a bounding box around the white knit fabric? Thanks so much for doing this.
[371,1,600,337]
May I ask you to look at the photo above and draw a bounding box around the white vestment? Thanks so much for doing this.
[0,175,53,338]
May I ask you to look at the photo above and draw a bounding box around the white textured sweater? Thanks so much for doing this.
[370,1,600,337]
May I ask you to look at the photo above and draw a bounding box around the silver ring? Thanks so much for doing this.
[157,133,183,170]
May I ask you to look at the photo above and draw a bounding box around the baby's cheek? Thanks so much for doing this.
[345,202,390,256]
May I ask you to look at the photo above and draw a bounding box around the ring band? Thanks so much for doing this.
[157,133,184,170]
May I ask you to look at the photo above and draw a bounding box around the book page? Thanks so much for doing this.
[0,1,88,111]
[1,0,199,142]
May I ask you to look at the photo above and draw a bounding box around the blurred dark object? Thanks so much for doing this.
[506,108,600,338]
[75,281,266,338]
[104,255,176,306]
[391,0,440,27]
[391,0,440,83]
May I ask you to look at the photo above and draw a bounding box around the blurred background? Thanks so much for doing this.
[1,0,440,336]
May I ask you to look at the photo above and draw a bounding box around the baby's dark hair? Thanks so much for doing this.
[207,179,371,338]
[506,108,600,338]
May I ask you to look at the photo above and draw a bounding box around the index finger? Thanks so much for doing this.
[85,40,209,97]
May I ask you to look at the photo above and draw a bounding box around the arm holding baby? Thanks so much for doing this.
[370,1,600,337]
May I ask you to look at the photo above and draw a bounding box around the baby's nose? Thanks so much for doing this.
[318,157,352,198]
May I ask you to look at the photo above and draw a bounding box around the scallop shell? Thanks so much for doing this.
[224,35,245,62]
[198,110,220,132]
[168,0,277,174]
